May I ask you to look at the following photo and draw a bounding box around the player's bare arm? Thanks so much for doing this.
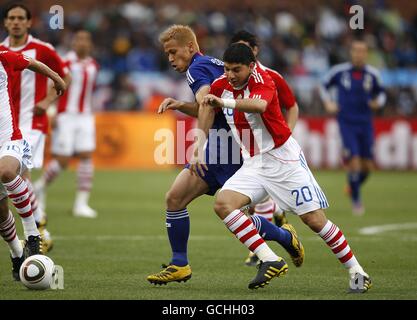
[33,72,71,115]
[27,58,66,96]
[157,98,199,117]
[323,100,339,114]
[285,102,299,131]
[189,85,212,176]
[203,94,268,113]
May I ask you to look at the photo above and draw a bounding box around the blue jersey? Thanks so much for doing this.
[185,53,242,195]
[321,62,385,124]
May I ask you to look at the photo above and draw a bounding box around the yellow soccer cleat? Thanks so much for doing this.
[273,211,288,227]
[147,264,192,285]
[39,228,54,253]
[281,223,305,267]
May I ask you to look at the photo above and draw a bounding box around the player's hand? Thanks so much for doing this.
[158,98,183,114]
[324,101,339,114]
[189,148,208,177]
[368,99,380,110]
[53,77,66,96]
[202,94,223,108]
[34,100,50,115]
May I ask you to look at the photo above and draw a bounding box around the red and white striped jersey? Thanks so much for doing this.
[257,62,296,110]
[0,51,29,145]
[57,51,99,114]
[0,35,68,134]
[210,65,291,159]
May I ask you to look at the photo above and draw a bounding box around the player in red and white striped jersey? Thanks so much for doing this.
[230,30,300,266]
[193,43,371,292]
[1,4,71,252]
[35,30,99,218]
[0,50,66,280]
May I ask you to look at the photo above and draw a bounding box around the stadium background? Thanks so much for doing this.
[0,0,416,300]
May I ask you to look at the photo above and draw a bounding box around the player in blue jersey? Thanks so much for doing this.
[147,25,304,286]
[320,40,386,215]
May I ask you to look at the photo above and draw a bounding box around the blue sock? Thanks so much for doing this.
[251,215,292,249]
[166,209,190,267]
[359,171,370,186]
[348,171,361,203]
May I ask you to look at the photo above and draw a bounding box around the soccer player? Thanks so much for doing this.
[1,4,71,251]
[147,25,304,286]
[193,43,371,291]
[34,30,99,219]
[230,30,300,266]
[0,50,66,280]
[320,40,385,215]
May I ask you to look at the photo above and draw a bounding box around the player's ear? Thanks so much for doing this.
[249,61,256,72]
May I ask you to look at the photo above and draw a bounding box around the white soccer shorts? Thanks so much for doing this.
[0,139,33,200]
[22,129,45,169]
[52,113,96,157]
[222,136,329,216]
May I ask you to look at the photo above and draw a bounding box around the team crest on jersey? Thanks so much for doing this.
[0,71,6,89]
[363,74,373,92]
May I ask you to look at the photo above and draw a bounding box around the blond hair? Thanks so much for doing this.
[159,25,199,50]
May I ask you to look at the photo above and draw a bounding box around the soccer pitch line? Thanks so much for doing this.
[359,222,417,235]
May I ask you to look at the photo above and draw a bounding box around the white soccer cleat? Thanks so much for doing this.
[348,265,372,293]
[73,205,98,218]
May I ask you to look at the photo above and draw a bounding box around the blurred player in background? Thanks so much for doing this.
[195,43,371,291]
[320,40,385,215]
[0,50,66,280]
[0,3,71,253]
[34,30,99,220]
[147,25,304,286]
[230,30,300,266]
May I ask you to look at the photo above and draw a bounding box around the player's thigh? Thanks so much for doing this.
[74,114,96,154]
[0,139,32,179]
[51,114,76,157]
[264,153,329,216]
[166,168,210,209]
[221,165,268,206]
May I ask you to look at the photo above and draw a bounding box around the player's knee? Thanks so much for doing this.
[0,161,18,183]
[165,189,186,211]
[213,199,233,219]
[300,209,327,233]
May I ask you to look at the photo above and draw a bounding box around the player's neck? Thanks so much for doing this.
[9,34,29,48]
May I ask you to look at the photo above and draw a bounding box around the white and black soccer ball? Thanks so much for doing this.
[19,255,55,290]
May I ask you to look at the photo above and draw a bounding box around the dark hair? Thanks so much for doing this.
[3,3,31,20]
[223,43,256,66]
[229,30,258,49]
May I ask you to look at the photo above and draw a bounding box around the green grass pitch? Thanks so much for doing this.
[0,169,416,300]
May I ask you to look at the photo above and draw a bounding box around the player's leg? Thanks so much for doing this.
[245,197,288,266]
[147,168,210,285]
[73,113,97,218]
[339,123,363,214]
[216,172,289,289]
[294,149,371,292]
[0,140,41,256]
[0,196,25,280]
[73,152,96,218]
[299,209,371,292]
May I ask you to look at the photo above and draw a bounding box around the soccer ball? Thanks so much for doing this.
[19,255,55,290]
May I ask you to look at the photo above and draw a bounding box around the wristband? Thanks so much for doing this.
[222,98,236,109]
